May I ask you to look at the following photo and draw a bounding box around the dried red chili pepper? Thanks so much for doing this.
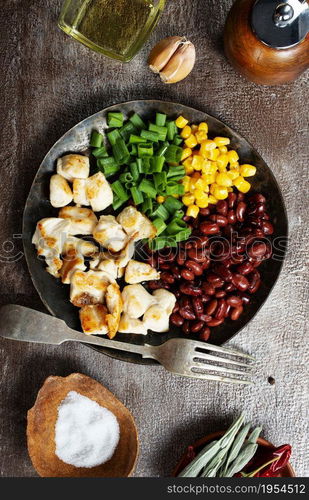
[243,444,292,477]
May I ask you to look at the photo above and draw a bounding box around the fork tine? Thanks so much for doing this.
[193,341,255,360]
[181,371,253,385]
[192,361,251,376]
[193,351,252,368]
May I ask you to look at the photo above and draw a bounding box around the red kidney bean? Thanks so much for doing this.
[248,242,267,259]
[226,295,243,307]
[159,262,172,270]
[179,308,196,321]
[215,299,228,319]
[199,222,220,235]
[197,313,212,322]
[232,273,249,291]
[199,326,211,341]
[182,321,190,335]
[185,260,203,276]
[253,228,265,238]
[201,257,211,270]
[199,207,210,216]
[180,283,203,296]
[262,221,274,235]
[263,213,270,220]
[191,321,204,333]
[232,254,245,264]
[187,248,207,263]
[181,269,195,281]
[240,293,250,305]
[195,235,209,248]
[172,303,180,313]
[176,251,186,266]
[250,203,266,216]
[225,282,237,292]
[248,271,261,294]
[227,210,237,224]
[193,297,204,316]
[225,304,231,317]
[160,272,175,284]
[147,256,158,268]
[220,257,233,268]
[215,290,226,298]
[250,193,266,204]
[171,264,182,280]
[205,299,218,315]
[182,240,193,250]
[237,192,245,202]
[230,306,243,321]
[180,296,191,309]
[174,290,181,299]
[213,264,233,282]
[228,192,237,208]
[206,318,224,327]
[148,279,163,290]
[170,312,184,326]
[209,214,228,227]
[201,295,210,303]
[216,200,228,216]
[236,201,247,222]
[237,261,254,275]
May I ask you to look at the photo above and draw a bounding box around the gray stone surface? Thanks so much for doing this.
[0,0,308,477]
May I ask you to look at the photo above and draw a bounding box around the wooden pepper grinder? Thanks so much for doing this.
[224,0,309,85]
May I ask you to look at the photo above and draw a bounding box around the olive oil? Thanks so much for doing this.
[59,0,165,61]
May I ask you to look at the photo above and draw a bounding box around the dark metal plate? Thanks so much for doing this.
[22,100,288,364]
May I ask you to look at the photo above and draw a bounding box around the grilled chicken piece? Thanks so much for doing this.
[62,236,97,258]
[143,289,176,333]
[79,304,109,336]
[122,284,155,319]
[72,179,90,206]
[89,257,119,280]
[57,154,90,182]
[117,206,156,241]
[124,260,160,284]
[86,172,113,212]
[70,270,112,307]
[105,283,123,339]
[58,206,97,235]
[90,236,135,278]
[32,217,71,278]
[93,215,128,253]
[60,250,86,284]
[50,174,73,208]
[118,314,148,335]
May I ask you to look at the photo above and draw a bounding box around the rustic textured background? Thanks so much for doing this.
[0,0,308,477]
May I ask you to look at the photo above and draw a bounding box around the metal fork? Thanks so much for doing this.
[0,304,254,384]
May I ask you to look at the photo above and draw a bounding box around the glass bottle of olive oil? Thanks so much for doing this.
[58,0,165,61]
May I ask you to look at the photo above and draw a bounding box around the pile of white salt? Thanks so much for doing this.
[55,391,120,468]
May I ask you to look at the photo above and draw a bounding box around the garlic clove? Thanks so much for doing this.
[148,36,186,73]
[159,41,196,84]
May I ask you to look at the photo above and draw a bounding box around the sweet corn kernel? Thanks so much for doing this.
[230,161,239,169]
[208,148,220,161]
[180,125,192,139]
[196,196,209,208]
[202,173,216,185]
[219,146,228,154]
[181,148,192,161]
[195,178,207,190]
[198,122,208,132]
[156,195,165,203]
[228,150,239,163]
[233,176,251,193]
[216,172,233,187]
[200,140,217,157]
[172,194,180,198]
[186,204,200,218]
[182,194,195,206]
[189,177,199,191]
[227,169,240,180]
[214,137,230,147]
[210,183,219,195]
[182,176,191,192]
[213,186,229,200]
[208,195,218,204]
[195,130,208,144]
[240,164,257,177]
[185,134,198,148]
[175,116,189,128]
[192,155,203,171]
[227,187,233,192]
[183,158,194,174]
[217,154,229,170]
[191,124,198,133]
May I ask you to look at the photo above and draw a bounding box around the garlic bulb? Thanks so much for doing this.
[148,36,196,84]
